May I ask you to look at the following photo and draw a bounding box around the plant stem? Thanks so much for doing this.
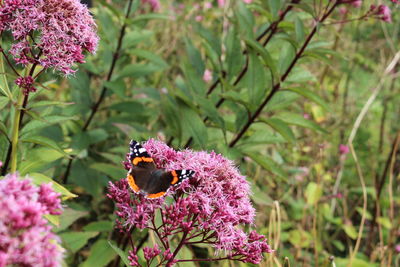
[10,91,24,172]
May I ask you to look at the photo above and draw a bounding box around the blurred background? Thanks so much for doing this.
[1,0,399,266]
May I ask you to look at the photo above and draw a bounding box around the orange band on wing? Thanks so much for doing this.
[142,157,153,162]
[127,174,140,193]
[171,170,179,185]
[146,192,166,199]
[132,157,154,166]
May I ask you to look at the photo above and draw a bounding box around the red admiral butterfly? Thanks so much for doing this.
[126,140,195,199]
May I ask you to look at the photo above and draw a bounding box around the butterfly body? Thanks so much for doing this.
[127,140,195,199]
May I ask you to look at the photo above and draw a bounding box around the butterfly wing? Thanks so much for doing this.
[145,169,195,199]
[129,140,156,169]
[127,140,156,194]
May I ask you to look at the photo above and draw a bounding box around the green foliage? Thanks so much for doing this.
[0,0,399,266]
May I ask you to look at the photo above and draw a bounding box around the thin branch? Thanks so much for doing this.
[229,4,339,147]
[181,0,299,148]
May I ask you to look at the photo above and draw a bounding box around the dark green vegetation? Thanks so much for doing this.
[0,0,399,266]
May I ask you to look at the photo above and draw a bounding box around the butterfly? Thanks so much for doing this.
[126,140,195,199]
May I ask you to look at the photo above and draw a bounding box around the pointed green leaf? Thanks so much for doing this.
[60,231,99,253]
[108,241,130,266]
[80,239,116,267]
[284,87,330,110]
[21,136,69,156]
[29,172,78,200]
[260,118,296,143]
[276,113,326,133]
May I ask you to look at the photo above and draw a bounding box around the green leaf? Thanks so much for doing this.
[83,221,113,232]
[90,163,126,180]
[265,91,298,113]
[21,136,69,156]
[196,97,225,129]
[121,30,154,50]
[56,208,89,232]
[97,0,123,20]
[29,172,77,200]
[21,115,77,136]
[244,51,267,108]
[244,151,286,179]
[69,70,92,113]
[184,38,204,76]
[377,217,392,229]
[80,239,116,267]
[244,37,278,79]
[236,1,255,38]
[0,96,9,109]
[60,231,99,253]
[288,229,311,248]
[44,214,60,227]
[116,64,164,80]
[295,17,305,43]
[128,13,171,24]
[305,182,322,205]
[225,28,243,81]
[278,42,296,75]
[284,87,330,111]
[19,148,64,174]
[180,103,208,148]
[0,120,8,139]
[335,258,379,267]
[129,49,168,68]
[194,23,221,56]
[275,112,326,133]
[268,0,282,19]
[30,101,73,108]
[161,95,182,141]
[260,118,296,143]
[342,223,358,240]
[108,241,130,266]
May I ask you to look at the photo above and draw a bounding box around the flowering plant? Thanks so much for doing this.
[0,173,63,267]
[108,139,272,266]
[0,0,98,175]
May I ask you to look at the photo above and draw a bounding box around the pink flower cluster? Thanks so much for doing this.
[108,139,272,266]
[15,76,36,95]
[0,173,63,267]
[371,4,392,22]
[0,0,98,74]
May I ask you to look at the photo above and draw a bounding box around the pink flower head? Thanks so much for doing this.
[108,139,272,265]
[390,0,399,4]
[0,173,63,266]
[339,144,349,155]
[195,15,203,22]
[243,0,253,3]
[218,0,225,8]
[15,76,36,95]
[377,5,392,22]
[203,69,212,83]
[128,248,140,266]
[0,0,98,74]
[395,244,400,253]
[143,244,162,261]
